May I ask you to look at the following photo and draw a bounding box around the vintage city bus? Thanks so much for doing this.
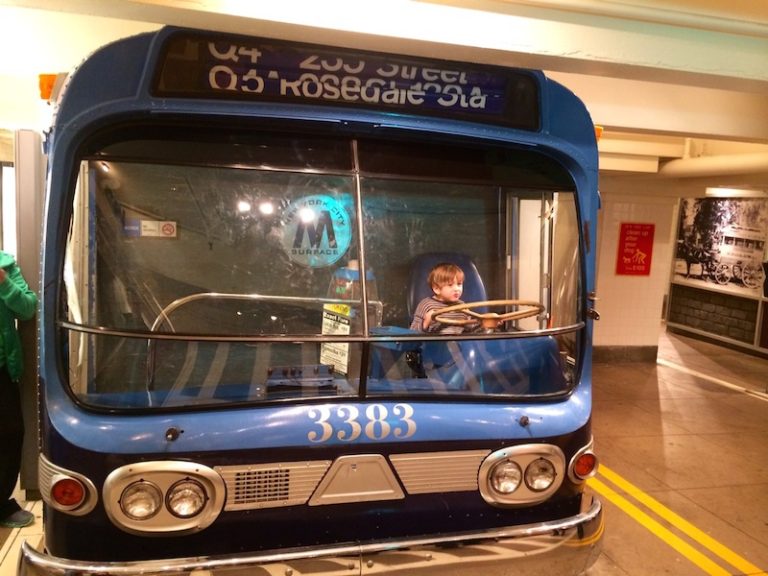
[22,26,603,576]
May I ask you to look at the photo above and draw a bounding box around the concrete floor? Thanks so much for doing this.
[588,327,768,575]
[2,326,767,576]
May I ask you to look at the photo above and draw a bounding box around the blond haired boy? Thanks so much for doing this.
[410,262,477,334]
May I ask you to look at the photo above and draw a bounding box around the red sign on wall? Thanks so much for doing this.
[616,222,655,275]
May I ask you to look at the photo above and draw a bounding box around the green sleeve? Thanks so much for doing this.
[0,264,38,321]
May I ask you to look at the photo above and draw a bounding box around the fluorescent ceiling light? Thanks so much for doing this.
[705,187,767,198]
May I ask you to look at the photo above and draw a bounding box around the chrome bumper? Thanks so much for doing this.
[20,498,602,576]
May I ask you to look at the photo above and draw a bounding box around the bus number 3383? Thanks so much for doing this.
[308,403,417,442]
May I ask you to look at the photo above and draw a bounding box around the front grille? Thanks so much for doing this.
[215,450,490,511]
[215,461,331,510]
[235,468,289,503]
[390,450,489,493]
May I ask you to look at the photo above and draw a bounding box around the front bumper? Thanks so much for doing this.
[20,498,602,576]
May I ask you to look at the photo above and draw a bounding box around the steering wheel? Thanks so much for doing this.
[433,299,544,330]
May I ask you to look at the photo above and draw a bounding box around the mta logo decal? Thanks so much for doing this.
[283,195,351,267]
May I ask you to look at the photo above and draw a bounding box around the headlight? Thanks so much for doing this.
[120,481,163,520]
[167,479,207,518]
[104,461,225,534]
[525,458,557,491]
[490,460,522,494]
[478,444,565,506]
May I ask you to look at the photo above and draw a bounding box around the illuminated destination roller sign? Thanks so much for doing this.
[154,31,540,130]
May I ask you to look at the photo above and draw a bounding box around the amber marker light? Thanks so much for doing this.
[51,477,86,509]
[573,452,598,480]
[594,125,604,141]
[39,74,58,100]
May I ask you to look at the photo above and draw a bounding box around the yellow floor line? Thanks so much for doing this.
[588,477,734,576]
[593,466,767,575]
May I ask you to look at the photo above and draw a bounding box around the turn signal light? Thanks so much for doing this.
[573,452,598,480]
[51,477,86,508]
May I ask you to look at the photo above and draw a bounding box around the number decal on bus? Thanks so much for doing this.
[392,403,417,438]
[307,404,417,442]
[336,406,362,441]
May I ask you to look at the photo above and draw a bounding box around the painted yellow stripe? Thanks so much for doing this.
[598,465,766,576]
[588,477,732,576]
[563,514,605,548]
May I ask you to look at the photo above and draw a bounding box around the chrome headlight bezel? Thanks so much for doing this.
[103,461,225,535]
[478,444,565,506]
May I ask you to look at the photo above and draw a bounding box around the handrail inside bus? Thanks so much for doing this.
[58,320,584,342]
[135,292,584,395]
[145,292,384,389]
[149,292,383,333]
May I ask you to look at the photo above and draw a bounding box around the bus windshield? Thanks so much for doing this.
[62,124,583,410]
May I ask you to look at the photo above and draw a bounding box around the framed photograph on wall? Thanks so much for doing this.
[673,197,767,295]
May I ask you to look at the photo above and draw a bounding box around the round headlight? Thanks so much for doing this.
[525,458,557,492]
[120,481,162,520]
[166,478,207,518]
[490,460,522,494]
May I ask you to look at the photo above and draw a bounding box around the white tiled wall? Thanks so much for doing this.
[594,193,678,348]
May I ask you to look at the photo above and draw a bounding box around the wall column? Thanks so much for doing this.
[15,129,44,497]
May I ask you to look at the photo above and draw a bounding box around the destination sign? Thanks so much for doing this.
[154,31,540,130]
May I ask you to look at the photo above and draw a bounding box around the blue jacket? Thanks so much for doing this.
[0,251,37,381]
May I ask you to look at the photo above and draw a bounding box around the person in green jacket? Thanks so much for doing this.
[0,251,37,528]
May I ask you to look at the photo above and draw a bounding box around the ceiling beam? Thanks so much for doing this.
[549,72,768,142]
[1,0,767,94]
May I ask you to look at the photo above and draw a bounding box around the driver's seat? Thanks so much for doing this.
[407,252,487,319]
[403,253,564,394]
[403,253,486,383]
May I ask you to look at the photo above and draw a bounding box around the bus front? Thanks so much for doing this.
[24,27,602,576]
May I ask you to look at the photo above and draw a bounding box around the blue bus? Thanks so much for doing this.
[22,26,602,576]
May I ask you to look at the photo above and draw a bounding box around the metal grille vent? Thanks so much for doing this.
[389,450,490,494]
[235,468,290,503]
[216,461,331,511]
[38,455,56,501]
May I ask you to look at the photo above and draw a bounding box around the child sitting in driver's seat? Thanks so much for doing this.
[410,262,479,334]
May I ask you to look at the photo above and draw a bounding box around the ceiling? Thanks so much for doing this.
[491,0,768,30]
[0,0,766,190]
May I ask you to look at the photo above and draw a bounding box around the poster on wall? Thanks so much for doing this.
[673,197,768,295]
[616,222,655,275]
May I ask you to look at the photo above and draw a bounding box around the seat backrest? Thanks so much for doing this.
[407,252,487,316]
